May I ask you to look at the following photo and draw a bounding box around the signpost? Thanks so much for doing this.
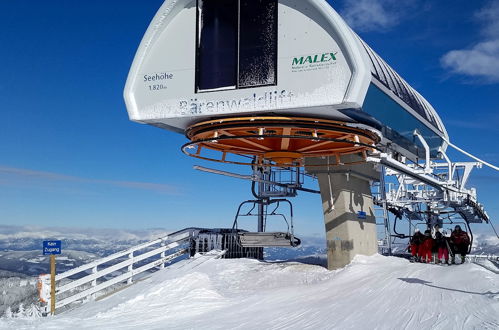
[43,240,61,315]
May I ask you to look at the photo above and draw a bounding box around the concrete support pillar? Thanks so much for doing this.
[307,155,379,270]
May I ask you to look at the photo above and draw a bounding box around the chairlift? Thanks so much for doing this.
[232,199,301,248]
[409,218,473,254]
[442,218,473,254]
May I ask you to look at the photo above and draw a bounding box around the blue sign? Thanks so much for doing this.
[357,211,367,220]
[43,240,62,255]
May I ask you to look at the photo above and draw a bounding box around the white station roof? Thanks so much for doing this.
[124,0,448,158]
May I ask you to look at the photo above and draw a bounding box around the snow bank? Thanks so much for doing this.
[1,254,498,329]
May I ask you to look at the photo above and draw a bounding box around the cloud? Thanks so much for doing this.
[441,40,499,83]
[475,0,499,38]
[441,0,499,83]
[0,166,180,195]
[339,0,415,32]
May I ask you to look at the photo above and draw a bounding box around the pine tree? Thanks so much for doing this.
[26,304,41,318]
[4,306,12,318]
[17,303,25,317]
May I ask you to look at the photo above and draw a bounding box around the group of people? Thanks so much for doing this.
[409,225,471,264]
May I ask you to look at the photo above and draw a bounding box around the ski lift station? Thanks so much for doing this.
[124,0,495,270]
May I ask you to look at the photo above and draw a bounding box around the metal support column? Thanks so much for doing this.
[257,166,265,233]
[379,166,392,255]
[257,201,265,232]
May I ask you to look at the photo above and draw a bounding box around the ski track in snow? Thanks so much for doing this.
[1,254,498,330]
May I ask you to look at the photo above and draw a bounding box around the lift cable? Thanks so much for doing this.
[445,139,499,171]
[489,219,499,240]
[445,139,499,240]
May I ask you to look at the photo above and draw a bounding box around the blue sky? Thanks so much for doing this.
[0,0,498,236]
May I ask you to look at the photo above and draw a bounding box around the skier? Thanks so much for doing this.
[434,228,449,264]
[431,225,440,262]
[419,229,434,263]
[450,225,470,264]
[409,228,424,262]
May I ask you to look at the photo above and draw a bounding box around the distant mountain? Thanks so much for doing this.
[472,233,499,255]
[0,225,171,255]
[0,225,174,277]
[0,250,98,277]
[264,235,327,265]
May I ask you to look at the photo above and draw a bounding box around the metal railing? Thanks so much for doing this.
[467,254,498,262]
[467,254,499,274]
[39,228,198,314]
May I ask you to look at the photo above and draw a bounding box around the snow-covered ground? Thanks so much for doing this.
[1,254,497,330]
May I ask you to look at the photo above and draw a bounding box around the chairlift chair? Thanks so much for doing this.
[410,218,473,254]
[232,199,301,248]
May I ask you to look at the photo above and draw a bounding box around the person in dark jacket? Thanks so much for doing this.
[431,225,440,261]
[450,225,470,264]
[409,228,424,262]
[434,228,449,264]
[419,229,434,263]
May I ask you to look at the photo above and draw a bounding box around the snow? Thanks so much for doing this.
[1,254,498,329]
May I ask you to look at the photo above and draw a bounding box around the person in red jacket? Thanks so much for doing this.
[409,228,424,262]
[435,228,449,264]
[450,225,470,264]
[418,229,434,263]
